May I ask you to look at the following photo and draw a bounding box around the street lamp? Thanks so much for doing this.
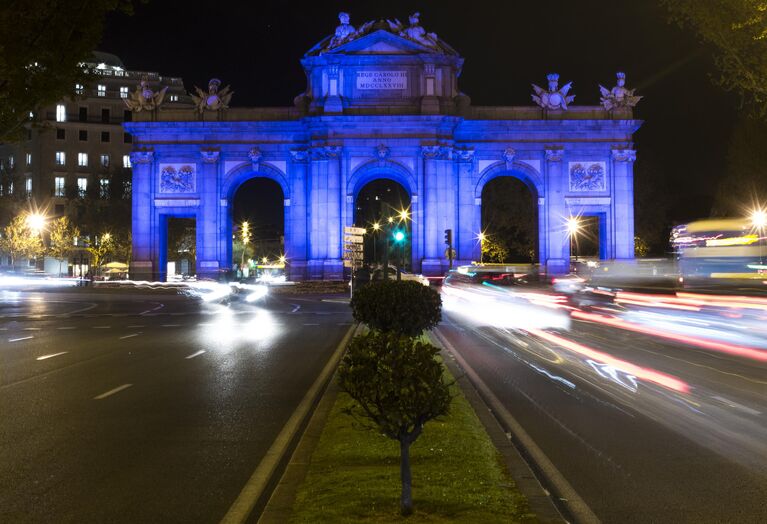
[25,213,46,234]
[393,229,406,280]
[477,232,486,264]
[371,222,381,264]
[751,208,766,266]
[566,216,581,266]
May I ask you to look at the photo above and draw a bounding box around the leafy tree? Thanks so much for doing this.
[85,232,114,274]
[0,215,44,268]
[481,234,510,263]
[337,332,452,516]
[633,152,672,254]
[634,236,650,257]
[664,0,767,116]
[350,280,442,337]
[481,177,536,262]
[47,216,79,276]
[0,0,136,141]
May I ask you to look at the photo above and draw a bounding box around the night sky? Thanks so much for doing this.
[100,0,738,227]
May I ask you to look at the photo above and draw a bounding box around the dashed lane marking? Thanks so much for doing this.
[185,350,206,359]
[36,352,68,361]
[9,336,33,342]
[119,333,141,340]
[57,326,76,330]
[303,323,320,326]
[93,326,111,329]
[23,327,41,331]
[94,383,133,400]
[127,325,145,328]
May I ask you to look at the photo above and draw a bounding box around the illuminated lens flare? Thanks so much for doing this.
[566,216,580,236]
[26,213,46,232]
[750,209,767,229]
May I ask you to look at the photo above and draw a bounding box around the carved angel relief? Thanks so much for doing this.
[190,78,233,113]
[532,73,574,110]
[124,78,167,112]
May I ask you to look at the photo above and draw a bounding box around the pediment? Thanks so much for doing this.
[324,30,435,55]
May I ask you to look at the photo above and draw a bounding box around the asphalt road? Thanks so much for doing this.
[440,287,767,523]
[0,288,352,523]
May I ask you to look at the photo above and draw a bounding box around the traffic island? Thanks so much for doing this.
[283,360,534,523]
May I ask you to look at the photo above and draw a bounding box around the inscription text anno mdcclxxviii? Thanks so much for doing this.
[356,71,408,90]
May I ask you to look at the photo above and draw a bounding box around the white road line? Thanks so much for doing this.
[57,326,76,330]
[36,352,68,361]
[139,303,165,316]
[119,333,140,340]
[290,304,301,313]
[9,336,33,342]
[0,328,7,331]
[93,326,111,329]
[23,327,41,331]
[94,383,133,400]
[185,350,205,359]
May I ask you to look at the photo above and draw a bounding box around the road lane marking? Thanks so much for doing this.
[93,326,111,329]
[94,383,133,400]
[220,323,359,524]
[36,352,68,361]
[23,327,41,331]
[57,326,76,330]
[290,304,301,313]
[140,303,165,315]
[119,333,141,340]
[185,350,205,359]
[127,325,145,328]
[303,323,320,326]
[9,336,33,342]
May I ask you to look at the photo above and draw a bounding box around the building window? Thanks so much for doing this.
[123,180,132,199]
[77,177,87,197]
[55,151,66,166]
[100,178,110,198]
[101,131,110,143]
[25,177,32,196]
[123,110,132,122]
[78,152,88,167]
[100,154,110,168]
[119,86,128,98]
[56,128,65,140]
[79,107,87,122]
[29,111,34,119]
[97,84,106,97]
[170,94,179,102]
[122,155,131,168]
[7,181,13,194]
[101,108,110,123]
[26,153,32,166]
[124,133,132,144]
[54,176,65,197]
[8,155,14,169]
[79,129,87,141]
[75,83,84,95]
[56,104,66,122]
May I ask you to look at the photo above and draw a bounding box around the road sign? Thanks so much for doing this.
[344,243,363,252]
[344,234,364,244]
[343,259,355,268]
[344,226,366,236]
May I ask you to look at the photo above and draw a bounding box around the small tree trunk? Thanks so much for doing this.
[400,439,413,516]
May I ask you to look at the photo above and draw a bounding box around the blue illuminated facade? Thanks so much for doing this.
[124,15,641,281]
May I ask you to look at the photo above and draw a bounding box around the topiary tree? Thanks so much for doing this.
[350,280,441,337]
[338,331,452,516]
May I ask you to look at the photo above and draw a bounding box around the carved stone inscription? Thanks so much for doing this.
[356,71,407,90]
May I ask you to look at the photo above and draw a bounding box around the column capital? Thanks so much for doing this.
[129,149,154,165]
[421,145,452,160]
[311,146,342,160]
[611,148,636,162]
[545,148,563,162]
[200,148,220,163]
[454,148,475,163]
[290,149,309,163]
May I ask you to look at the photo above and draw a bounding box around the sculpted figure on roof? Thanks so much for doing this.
[599,72,642,111]
[124,77,167,112]
[329,12,356,48]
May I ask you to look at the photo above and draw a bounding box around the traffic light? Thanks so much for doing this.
[444,228,452,246]
[393,230,405,243]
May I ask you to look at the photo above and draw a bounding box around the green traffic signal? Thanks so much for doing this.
[393,230,405,243]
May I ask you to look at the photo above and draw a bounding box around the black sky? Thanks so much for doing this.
[101,0,739,225]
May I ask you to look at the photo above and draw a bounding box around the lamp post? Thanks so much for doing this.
[750,209,766,266]
[567,217,580,269]
[372,221,381,265]
[393,229,405,281]
[477,232,486,265]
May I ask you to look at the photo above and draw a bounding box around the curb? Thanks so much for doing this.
[430,327,600,524]
[220,323,360,524]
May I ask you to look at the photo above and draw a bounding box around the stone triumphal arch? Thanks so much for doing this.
[125,12,641,281]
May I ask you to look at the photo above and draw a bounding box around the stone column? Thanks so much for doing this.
[196,148,220,280]
[288,149,309,280]
[307,146,343,280]
[612,148,636,260]
[129,149,154,281]
[455,148,475,266]
[544,147,569,276]
[324,146,343,279]
[421,146,455,275]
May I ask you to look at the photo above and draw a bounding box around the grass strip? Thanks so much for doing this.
[290,357,535,523]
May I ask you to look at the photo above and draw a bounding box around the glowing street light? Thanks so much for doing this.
[398,209,410,222]
[25,213,46,234]
[372,221,381,231]
[262,257,268,264]
[477,232,486,264]
[278,255,287,264]
[750,209,767,229]
[387,216,394,224]
[393,230,405,243]
[566,216,581,264]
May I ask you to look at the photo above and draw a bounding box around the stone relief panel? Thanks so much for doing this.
[159,163,196,193]
[568,161,606,192]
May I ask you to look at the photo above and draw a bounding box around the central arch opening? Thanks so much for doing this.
[232,178,284,279]
[481,176,537,263]
[355,178,411,271]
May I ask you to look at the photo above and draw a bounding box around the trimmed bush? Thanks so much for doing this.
[350,280,441,337]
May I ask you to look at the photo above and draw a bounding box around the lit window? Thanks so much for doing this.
[55,151,66,166]
[97,84,106,97]
[7,181,13,194]
[29,111,34,119]
[54,176,65,197]
[8,155,14,169]
[56,104,66,122]
[123,180,132,199]
[100,178,110,198]
[77,177,87,197]
[170,94,178,102]
[75,83,84,95]
[25,177,32,196]
[100,154,110,168]
[26,153,32,166]
[78,152,88,167]
[119,86,128,98]
[122,155,131,168]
